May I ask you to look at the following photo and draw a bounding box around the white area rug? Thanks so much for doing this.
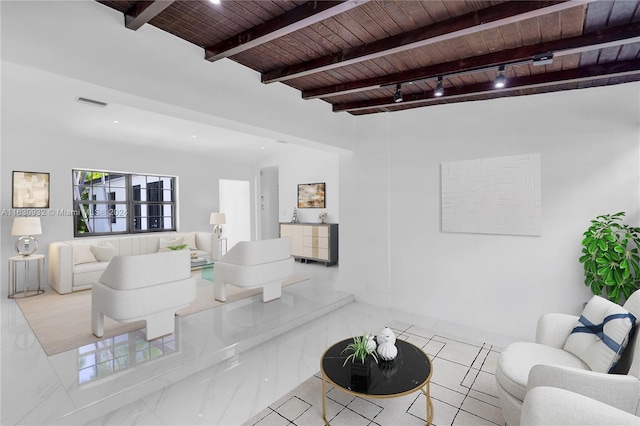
[244,323,504,425]
[15,274,308,356]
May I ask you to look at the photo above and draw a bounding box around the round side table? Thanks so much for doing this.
[8,254,45,298]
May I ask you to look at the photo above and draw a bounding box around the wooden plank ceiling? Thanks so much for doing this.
[98,0,640,115]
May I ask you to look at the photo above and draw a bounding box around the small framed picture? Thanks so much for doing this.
[12,171,50,208]
[298,182,325,208]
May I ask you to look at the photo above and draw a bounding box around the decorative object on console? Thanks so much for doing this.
[579,212,640,304]
[291,208,299,223]
[210,212,226,239]
[297,182,325,208]
[12,171,50,208]
[318,212,327,224]
[11,217,42,256]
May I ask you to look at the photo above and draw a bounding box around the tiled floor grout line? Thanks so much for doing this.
[453,343,502,425]
[446,342,483,426]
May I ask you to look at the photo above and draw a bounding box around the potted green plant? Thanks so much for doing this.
[342,333,378,383]
[579,212,640,304]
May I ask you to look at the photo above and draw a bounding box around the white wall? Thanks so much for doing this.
[340,83,640,341]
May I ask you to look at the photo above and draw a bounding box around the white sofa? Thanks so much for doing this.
[92,249,196,341]
[214,238,294,303]
[48,231,214,294]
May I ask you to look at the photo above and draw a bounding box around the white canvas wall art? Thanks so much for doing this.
[441,153,541,236]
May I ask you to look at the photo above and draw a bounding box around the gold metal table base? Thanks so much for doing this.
[321,370,433,426]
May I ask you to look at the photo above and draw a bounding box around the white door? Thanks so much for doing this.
[219,179,251,251]
[260,166,279,240]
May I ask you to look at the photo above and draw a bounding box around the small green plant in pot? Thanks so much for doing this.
[579,212,640,304]
[341,334,378,366]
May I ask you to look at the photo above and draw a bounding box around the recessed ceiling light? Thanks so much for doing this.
[209,0,221,4]
[261,147,266,150]
[113,120,120,124]
[192,135,197,138]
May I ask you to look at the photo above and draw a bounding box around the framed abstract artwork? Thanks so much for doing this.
[297,182,325,208]
[12,171,50,208]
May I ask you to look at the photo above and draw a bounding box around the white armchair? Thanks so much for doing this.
[496,290,640,425]
[521,386,639,426]
[92,250,196,341]
[213,238,294,303]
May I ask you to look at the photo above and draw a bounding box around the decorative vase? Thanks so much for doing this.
[377,341,398,361]
[377,326,396,345]
[365,334,376,352]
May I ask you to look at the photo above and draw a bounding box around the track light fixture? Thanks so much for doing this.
[494,65,507,88]
[393,83,403,103]
[434,76,444,97]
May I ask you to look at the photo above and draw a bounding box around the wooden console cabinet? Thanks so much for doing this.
[279,223,338,266]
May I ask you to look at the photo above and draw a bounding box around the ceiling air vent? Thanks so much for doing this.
[76,97,108,108]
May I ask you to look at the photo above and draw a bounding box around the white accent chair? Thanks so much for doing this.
[496,290,640,426]
[92,250,196,341]
[521,386,639,425]
[213,238,294,303]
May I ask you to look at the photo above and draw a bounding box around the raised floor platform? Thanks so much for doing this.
[2,277,353,425]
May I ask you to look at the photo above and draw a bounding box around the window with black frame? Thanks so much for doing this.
[72,170,176,237]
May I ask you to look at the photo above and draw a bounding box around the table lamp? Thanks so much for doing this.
[210,212,226,239]
[12,217,42,256]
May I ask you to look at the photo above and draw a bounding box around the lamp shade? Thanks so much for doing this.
[210,213,226,225]
[11,217,42,236]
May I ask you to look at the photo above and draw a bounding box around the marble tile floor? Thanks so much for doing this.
[1,262,516,425]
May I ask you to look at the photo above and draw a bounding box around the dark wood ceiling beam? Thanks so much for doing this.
[303,22,640,100]
[333,59,640,113]
[205,0,367,62]
[262,0,592,84]
[124,0,174,30]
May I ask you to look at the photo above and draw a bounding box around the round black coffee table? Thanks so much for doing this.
[320,338,433,425]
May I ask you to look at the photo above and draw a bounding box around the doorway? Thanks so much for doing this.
[219,179,251,251]
[260,166,279,240]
